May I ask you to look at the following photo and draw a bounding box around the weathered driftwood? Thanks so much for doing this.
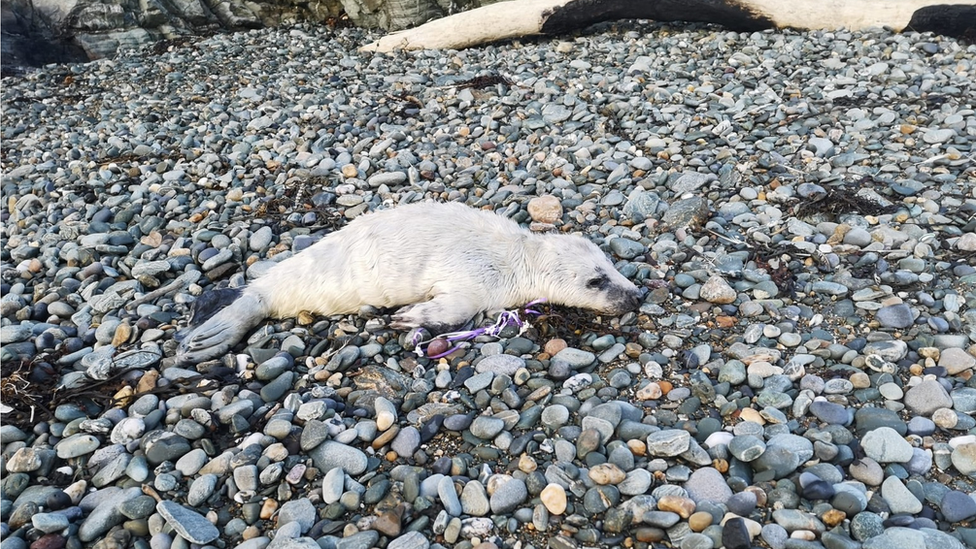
[361,0,976,52]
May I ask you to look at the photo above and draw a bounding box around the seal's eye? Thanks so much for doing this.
[586,276,607,290]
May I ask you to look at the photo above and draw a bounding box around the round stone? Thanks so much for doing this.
[904,380,953,416]
[489,477,527,514]
[861,426,913,463]
[540,484,567,515]
[700,275,737,304]
[940,490,976,522]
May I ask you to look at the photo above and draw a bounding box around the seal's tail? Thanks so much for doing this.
[176,291,269,364]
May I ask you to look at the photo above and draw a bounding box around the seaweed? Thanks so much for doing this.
[794,177,897,219]
[252,176,344,233]
[453,74,512,90]
[1,357,59,431]
[524,302,626,345]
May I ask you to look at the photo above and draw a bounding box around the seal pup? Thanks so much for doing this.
[177,201,642,363]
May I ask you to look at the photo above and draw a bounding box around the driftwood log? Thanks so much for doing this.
[361,0,976,52]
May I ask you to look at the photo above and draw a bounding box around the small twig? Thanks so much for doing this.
[142,484,163,502]
[126,270,202,311]
[706,229,752,249]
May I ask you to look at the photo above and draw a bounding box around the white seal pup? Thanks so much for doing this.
[177,201,642,363]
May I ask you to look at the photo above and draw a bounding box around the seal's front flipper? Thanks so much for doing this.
[177,293,268,365]
[390,294,481,334]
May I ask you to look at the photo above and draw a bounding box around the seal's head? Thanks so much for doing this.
[530,234,643,315]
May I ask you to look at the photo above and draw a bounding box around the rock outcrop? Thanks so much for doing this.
[0,0,494,73]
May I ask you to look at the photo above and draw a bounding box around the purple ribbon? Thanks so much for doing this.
[412,299,547,358]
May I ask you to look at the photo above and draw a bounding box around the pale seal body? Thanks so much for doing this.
[178,201,642,363]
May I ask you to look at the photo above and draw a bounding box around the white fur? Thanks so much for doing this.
[178,201,641,363]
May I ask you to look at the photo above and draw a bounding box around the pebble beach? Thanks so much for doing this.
[2,20,976,549]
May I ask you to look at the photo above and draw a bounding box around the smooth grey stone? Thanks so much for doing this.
[475,354,524,375]
[31,512,70,533]
[308,441,367,475]
[460,480,490,516]
[552,347,596,369]
[940,490,976,522]
[469,416,505,439]
[618,469,652,496]
[156,500,219,544]
[335,531,380,549]
[489,477,527,514]
[438,476,462,517]
[684,467,732,505]
[861,426,913,463]
[391,426,421,456]
[728,435,765,462]
[646,429,691,456]
[904,380,953,416]
[278,499,316,533]
[187,474,218,507]
[78,487,142,542]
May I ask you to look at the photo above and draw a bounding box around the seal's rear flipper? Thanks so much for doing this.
[190,287,244,326]
[175,287,244,342]
[177,293,268,365]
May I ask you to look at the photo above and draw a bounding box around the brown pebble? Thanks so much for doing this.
[625,342,642,358]
[544,338,568,356]
[822,508,847,527]
[744,486,767,507]
[260,498,278,520]
[31,534,67,549]
[518,454,537,473]
[113,386,134,408]
[627,439,646,456]
[688,511,713,531]
[716,315,737,328]
[635,527,665,543]
[918,347,940,360]
[341,164,358,178]
[111,321,132,347]
[527,195,563,224]
[657,495,695,519]
[371,425,400,450]
[313,370,332,382]
[371,504,404,536]
[9,501,37,529]
[588,463,626,485]
[540,484,567,515]
[426,338,451,357]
